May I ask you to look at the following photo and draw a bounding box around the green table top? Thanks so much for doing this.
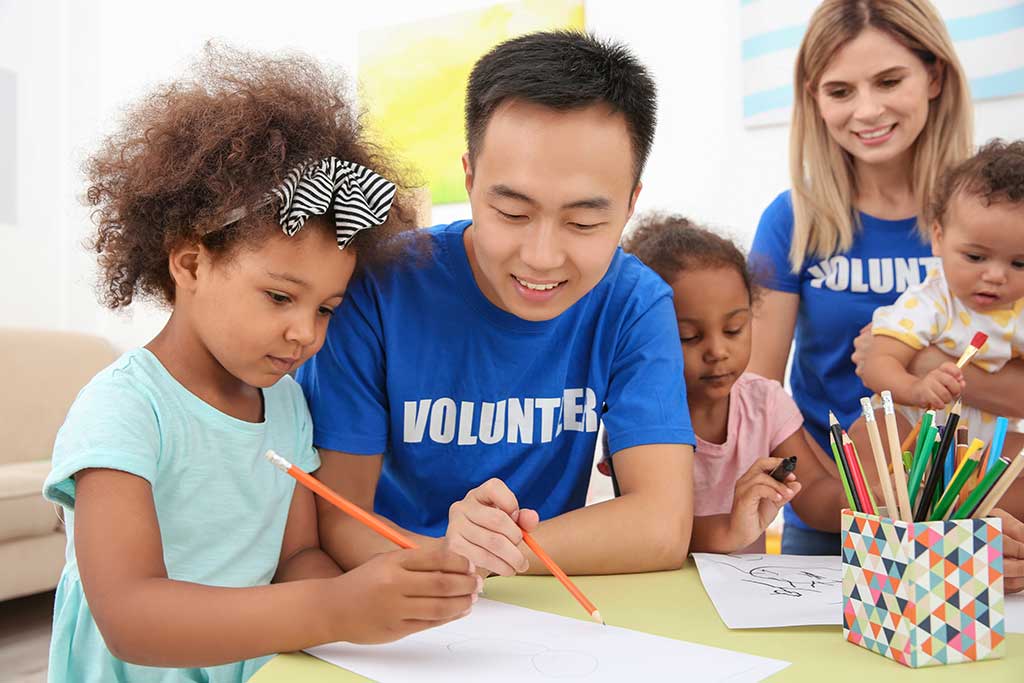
[251,560,1022,682]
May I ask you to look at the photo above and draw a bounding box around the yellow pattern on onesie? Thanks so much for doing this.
[871,265,1024,443]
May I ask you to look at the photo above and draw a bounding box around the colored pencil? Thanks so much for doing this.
[843,434,875,515]
[912,410,935,470]
[973,449,1024,518]
[900,419,922,458]
[882,392,913,521]
[266,450,417,549]
[909,429,938,510]
[828,412,860,511]
[847,436,878,512]
[986,416,1009,473]
[930,439,983,521]
[955,455,1011,519]
[520,532,603,624]
[265,450,605,624]
[914,400,961,522]
[861,398,898,518]
[955,331,989,368]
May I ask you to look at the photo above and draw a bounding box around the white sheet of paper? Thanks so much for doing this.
[693,553,843,629]
[305,598,789,682]
[1007,594,1024,634]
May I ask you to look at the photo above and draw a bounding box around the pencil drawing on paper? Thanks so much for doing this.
[704,555,843,600]
[444,635,599,678]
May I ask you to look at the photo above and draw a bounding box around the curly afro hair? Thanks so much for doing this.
[622,212,759,304]
[929,138,1024,227]
[85,43,423,309]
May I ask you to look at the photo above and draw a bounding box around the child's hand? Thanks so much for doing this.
[727,458,802,550]
[334,545,482,644]
[446,478,540,577]
[909,362,964,409]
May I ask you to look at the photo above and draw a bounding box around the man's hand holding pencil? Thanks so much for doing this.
[446,478,540,577]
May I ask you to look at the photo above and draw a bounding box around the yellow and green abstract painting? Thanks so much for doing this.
[358,0,585,206]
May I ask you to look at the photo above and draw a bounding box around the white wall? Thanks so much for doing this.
[3,0,1023,350]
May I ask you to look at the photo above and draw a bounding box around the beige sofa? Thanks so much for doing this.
[0,328,119,601]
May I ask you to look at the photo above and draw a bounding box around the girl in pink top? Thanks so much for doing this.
[611,214,849,553]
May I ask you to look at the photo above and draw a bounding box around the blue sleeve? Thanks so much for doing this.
[603,293,695,455]
[297,272,389,455]
[749,190,801,293]
[43,373,160,510]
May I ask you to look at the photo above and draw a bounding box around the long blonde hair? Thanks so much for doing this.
[788,0,972,272]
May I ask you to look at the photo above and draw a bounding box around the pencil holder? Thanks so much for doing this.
[841,509,1006,667]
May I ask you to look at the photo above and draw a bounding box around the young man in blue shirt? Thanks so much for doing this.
[299,31,696,577]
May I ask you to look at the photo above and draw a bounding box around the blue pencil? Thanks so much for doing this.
[986,417,1008,472]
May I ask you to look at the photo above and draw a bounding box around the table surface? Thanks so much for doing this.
[251,561,1022,682]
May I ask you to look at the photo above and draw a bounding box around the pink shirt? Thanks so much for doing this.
[694,373,804,550]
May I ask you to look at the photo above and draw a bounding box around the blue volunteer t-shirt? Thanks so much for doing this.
[298,220,694,536]
[749,191,936,530]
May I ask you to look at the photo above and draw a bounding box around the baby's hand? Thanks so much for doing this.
[910,362,964,409]
[727,458,801,550]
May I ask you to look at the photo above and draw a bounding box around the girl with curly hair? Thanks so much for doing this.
[42,46,480,682]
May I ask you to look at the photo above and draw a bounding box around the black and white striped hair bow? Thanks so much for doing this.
[270,157,396,249]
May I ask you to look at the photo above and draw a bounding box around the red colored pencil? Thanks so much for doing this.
[842,434,876,515]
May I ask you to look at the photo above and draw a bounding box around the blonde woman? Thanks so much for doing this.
[747,0,973,554]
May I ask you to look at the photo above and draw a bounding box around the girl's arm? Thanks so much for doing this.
[272,474,345,583]
[748,290,798,383]
[689,458,799,553]
[911,349,1024,418]
[781,428,848,532]
[861,336,963,410]
[74,468,479,667]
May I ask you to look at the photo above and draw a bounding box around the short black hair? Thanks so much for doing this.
[465,30,657,185]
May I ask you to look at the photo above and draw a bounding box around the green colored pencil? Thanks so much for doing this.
[912,410,935,470]
[829,427,857,510]
[929,439,983,521]
[952,455,1011,519]
[909,428,938,509]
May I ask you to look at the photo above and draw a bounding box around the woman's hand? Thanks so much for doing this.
[851,323,873,378]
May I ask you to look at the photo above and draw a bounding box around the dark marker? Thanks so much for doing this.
[771,456,798,482]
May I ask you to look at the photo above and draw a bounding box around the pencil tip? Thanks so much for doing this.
[592,611,604,625]
[829,411,838,424]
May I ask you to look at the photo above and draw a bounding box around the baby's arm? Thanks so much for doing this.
[783,428,848,532]
[689,459,799,553]
[861,335,963,410]
[73,468,479,667]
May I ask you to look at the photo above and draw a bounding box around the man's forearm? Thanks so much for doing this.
[516,493,690,576]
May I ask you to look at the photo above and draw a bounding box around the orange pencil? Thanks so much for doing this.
[266,450,604,624]
[266,450,416,549]
[520,532,604,624]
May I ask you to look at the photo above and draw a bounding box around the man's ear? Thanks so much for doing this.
[168,242,204,294]
[626,181,643,222]
[463,152,474,195]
